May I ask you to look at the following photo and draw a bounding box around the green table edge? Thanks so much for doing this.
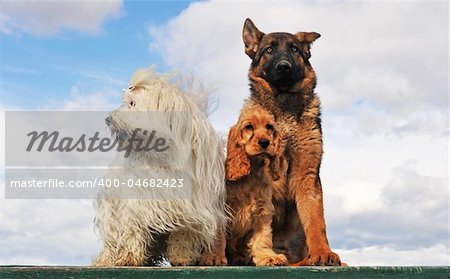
[0,266,448,279]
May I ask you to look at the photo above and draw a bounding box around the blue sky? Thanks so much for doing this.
[0,1,191,108]
[0,0,448,266]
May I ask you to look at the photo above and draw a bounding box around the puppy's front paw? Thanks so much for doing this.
[256,254,288,266]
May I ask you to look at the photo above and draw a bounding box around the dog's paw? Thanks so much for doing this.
[167,247,196,266]
[113,252,145,266]
[255,254,288,266]
[297,249,341,266]
[169,254,195,266]
[199,253,228,266]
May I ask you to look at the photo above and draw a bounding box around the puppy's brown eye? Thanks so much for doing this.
[130,101,135,107]
[265,47,273,54]
[244,124,253,130]
[266,124,274,130]
[291,46,298,52]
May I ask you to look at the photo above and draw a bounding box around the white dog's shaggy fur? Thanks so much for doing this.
[93,68,227,266]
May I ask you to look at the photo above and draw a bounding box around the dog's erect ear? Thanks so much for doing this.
[226,125,250,181]
[243,18,264,59]
[295,32,321,60]
[295,32,321,44]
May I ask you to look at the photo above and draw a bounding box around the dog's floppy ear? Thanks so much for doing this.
[226,125,250,181]
[295,32,321,60]
[273,128,284,158]
[243,18,264,59]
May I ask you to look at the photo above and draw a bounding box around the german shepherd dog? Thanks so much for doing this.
[239,18,341,266]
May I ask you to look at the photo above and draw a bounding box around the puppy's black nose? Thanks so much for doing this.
[276,60,292,72]
[258,139,270,149]
[105,116,112,126]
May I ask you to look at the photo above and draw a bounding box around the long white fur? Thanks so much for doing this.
[93,67,226,266]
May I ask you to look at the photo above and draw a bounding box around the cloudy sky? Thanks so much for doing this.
[0,0,448,266]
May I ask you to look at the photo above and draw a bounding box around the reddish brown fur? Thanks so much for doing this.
[241,18,342,266]
[203,106,289,266]
[227,106,288,266]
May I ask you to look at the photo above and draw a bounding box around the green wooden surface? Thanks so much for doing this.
[0,266,448,279]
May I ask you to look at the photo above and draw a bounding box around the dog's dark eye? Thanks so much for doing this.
[130,101,135,107]
[265,47,273,54]
[291,46,298,52]
[266,124,274,130]
[244,124,253,130]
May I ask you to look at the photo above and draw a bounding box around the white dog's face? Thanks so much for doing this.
[106,78,193,169]
[121,84,161,112]
[107,85,160,142]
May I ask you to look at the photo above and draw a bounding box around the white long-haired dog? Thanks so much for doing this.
[93,68,227,266]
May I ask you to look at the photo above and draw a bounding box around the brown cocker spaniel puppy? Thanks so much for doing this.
[225,105,288,266]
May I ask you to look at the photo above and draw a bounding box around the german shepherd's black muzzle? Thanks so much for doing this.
[265,53,303,90]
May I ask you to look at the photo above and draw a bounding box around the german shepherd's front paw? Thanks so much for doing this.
[291,248,341,266]
[255,253,288,266]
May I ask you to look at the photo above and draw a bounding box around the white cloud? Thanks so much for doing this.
[321,128,447,255]
[0,86,120,264]
[149,1,447,136]
[0,0,123,36]
[0,84,122,169]
[0,181,101,265]
[336,244,448,266]
[324,159,447,250]
[149,0,448,266]
[41,86,121,111]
